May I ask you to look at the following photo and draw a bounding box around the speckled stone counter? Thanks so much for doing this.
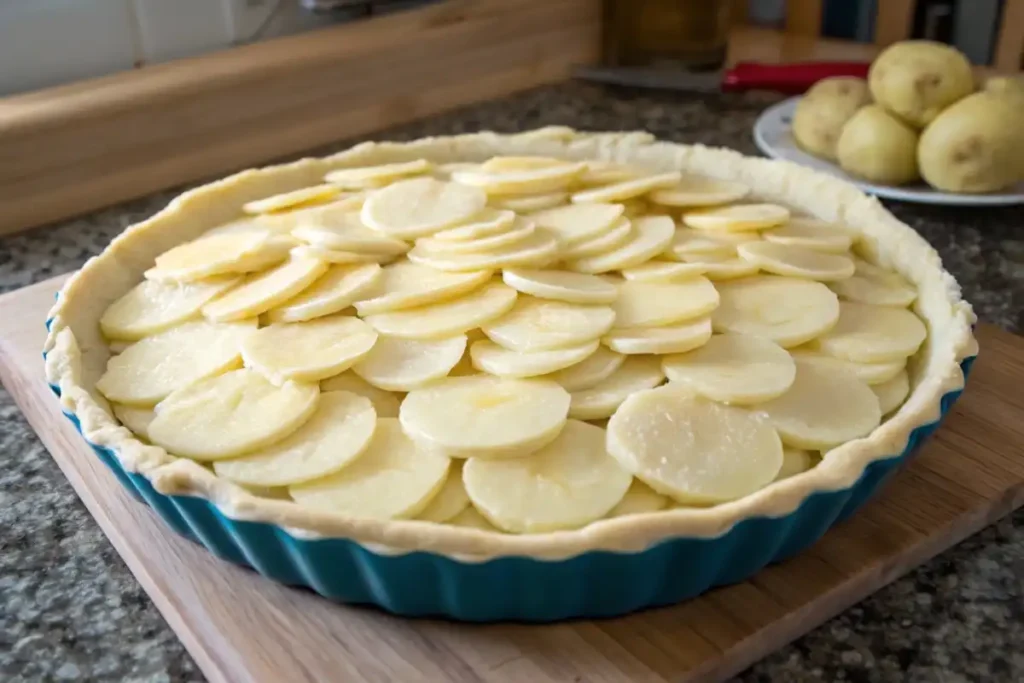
[1,83,1022,683]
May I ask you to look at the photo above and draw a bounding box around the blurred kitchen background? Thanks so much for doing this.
[0,0,1019,96]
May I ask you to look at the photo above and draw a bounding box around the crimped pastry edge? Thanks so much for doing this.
[43,128,977,561]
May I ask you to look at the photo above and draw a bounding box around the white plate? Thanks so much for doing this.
[753,97,1024,207]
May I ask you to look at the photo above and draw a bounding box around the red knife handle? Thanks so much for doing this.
[722,61,871,94]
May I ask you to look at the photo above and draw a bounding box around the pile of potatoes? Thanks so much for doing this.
[792,40,1024,193]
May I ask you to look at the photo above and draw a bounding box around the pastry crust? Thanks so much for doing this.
[44,129,977,560]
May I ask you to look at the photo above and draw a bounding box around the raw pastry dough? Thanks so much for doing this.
[243,185,340,214]
[470,339,599,378]
[289,419,449,520]
[463,420,632,533]
[353,334,466,390]
[712,275,840,347]
[241,316,378,384]
[661,333,796,404]
[148,368,319,460]
[399,375,570,458]
[816,302,926,363]
[202,251,328,322]
[607,384,783,504]
[100,276,239,341]
[501,268,618,304]
[610,278,719,328]
[737,241,855,281]
[603,317,712,355]
[482,297,615,351]
[361,177,487,238]
[568,356,664,420]
[363,281,517,339]
[213,391,377,487]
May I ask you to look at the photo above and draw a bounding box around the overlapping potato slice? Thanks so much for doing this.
[213,391,376,487]
[470,339,599,378]
[265,263,381,323]
[407,230,559,272]
[528,203,625,246]
[430,208,516,241]
[415,218,535,255]
[606,479,669,517]
[243,185,341,214]
[482,297,615,352]
[872,369,910,415]
[100,276,239,341]
[453,160,585,195]
[829,259,917,307]
[775,448,815,481]
[463,420,632,533]
[242,316,378,384]
[148,368,319,460]
[294,246,385,265]
[667,227,759,260]
[611,278,719,328]
[647,175,750,207]
[320,372,401,417]
[712,275,840,347]
[363,281,517,339]
[683,203,790,232]
[202,251,328,322]
[325,159,431,189]
[560,218,634,259]
[603,317,712,355]
[608,384,783,504]
[490,192,568,212]
[361,177,487,238]
[146,232,292,282]
[400,375,570,458]
[788,347,904,385]
[763,218,854,253]
[354,261,491,315]
[571,171,681,203]
[501,268,617,304]
[96,320,255,406]
[737,241,855,281]
[416,461,471,523]
[678,253,759,280]
[448,506,501,531]
[816,302,926,363]
[566,215,675,273]
[620,260,707,282]
[756,359,881,450]
[353,334,466,391]
[112,403,156,440]
[576,161,641,186]
[568,356,664,420]
[289,418,449,520]
[291,210,409,256]
[662,333,795,404]
[546,346,625,391]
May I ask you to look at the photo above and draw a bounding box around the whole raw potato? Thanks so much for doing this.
[837,105,920,185]
[985,75,1024,103]
[868,41,974,128]
[918,91,1024,193]
[792,77,871,161]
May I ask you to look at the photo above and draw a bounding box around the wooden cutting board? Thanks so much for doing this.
[2,275,1023,683]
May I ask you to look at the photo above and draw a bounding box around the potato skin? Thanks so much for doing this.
[984,75,1024,103]
[918,91,1024,193]
[792,77,871,161]
[837,105,920,186]
[868,41,974,128]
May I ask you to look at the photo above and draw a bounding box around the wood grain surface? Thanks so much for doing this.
[2,276,1023,683]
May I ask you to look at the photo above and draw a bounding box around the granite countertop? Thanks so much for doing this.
[1,83,1022,683]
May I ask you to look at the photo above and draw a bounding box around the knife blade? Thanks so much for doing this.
[574,61,871,95]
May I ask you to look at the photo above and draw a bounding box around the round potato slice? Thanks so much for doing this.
[415,219,535,255]
[452,162,585,195]
[679,253,760,280]
[737,241,855,281]
[611,278,719,328]
[361,177,487,239]
[608,384,783,504]
[662,333,796,404]
[568,356,664,420]
[354,261,491,316]
[100,276,239,341]
[463,420,632,533]
[501,268,618,304]
[756,359,881,450]
[490,192,568,212]
[400,375,570,458]
[147,232,291,282]
[202,251,328,322]
[291,211,409,256]
[324,159,431,189]
[712,275,840,348]
[775,448,815,481]
[606,479,669,517]
[470,339,599,378]
[482,297,615,352]
[407,230,559,272]
[763,218,854,253]
[571,172,681,203]
[213,391,376,487]
[353,334,466,391]
[148,368,319,460]
[603,317,712,355]
[416,461,471,523]
[448,506,501,531]
[788,348,904,385]
[112,403,156,440]
[545,346,625,392]
[566,215,675,274]
[682,204,790,232]
[647,175,750,207]
[829,259,917,307]
[528,203,625,246]
[96,320,254,406]
[872,369,910,415]
[243,185,341,214]
[320,372,401,417]
[576,161,642,186]
[816,302,926,363]
[265,263,381,323]
[242,316,378,384]
[667,227,760,259]
[363,281,517,339]
[621,261,707,282]
[289,419,449,520]
[431,208,516,241]
[560,218,634,259]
